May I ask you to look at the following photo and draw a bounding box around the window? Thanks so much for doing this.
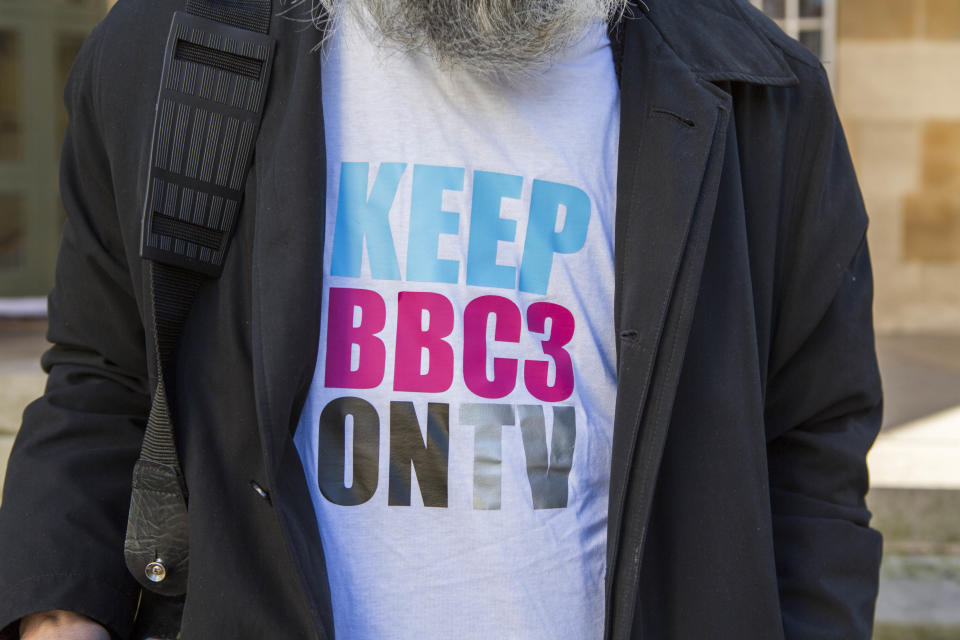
[0,0,104,296]
[0,192,24,269]
[0,31,21,163]
[752,0,837,82]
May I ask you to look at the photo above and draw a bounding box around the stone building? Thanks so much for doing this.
[0,0,958,333]
[836,0,960,332]
[1,0,100,298]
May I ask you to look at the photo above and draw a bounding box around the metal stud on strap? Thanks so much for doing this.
[139,11,275,276]
[145,559,168,583]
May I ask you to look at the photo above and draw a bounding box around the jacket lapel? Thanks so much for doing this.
[250,17,326,475]
[605,13,731,639]
[249,14,334,637]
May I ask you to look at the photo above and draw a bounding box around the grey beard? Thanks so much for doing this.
[307,0,629,80]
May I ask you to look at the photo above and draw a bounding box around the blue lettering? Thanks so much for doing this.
[518,179,591,294]
[331,162,405,280]
[466,171,522,290]
[407,165,464,284]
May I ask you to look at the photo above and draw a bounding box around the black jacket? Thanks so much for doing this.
[0,0,883,638]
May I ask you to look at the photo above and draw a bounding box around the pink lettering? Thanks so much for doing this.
[394,292,455,392]
[524,302,575,402]
[324,287,387,389]
[463,296,521,398]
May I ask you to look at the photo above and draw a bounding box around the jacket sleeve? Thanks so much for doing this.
[764,64,884,640]
[0,19,148,639]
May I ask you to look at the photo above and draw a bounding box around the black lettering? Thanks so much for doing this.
[317,396,380,506]
[388,401,450,507]
[517,405,575,509]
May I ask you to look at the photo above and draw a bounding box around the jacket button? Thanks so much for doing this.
[145,560,167,583]
[251,480,270,501]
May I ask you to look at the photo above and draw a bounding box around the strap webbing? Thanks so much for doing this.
[187,0,273,33]
[141,266,203,470]
[139,0,274,491]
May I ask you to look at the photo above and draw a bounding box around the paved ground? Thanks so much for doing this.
[0,319,48,486]
[877,556,960,625]
[2,319,960,635]
[877,334,960,430]
[870,334,960,491]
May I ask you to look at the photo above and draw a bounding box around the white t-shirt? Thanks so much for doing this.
[294,11,620,639]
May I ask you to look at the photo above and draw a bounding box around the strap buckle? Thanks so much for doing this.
[139,11,275,277]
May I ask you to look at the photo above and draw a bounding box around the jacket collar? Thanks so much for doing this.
[635,0,799,86]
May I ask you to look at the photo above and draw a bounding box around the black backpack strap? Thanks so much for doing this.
[125,0,275,597]
[185,0,273,33]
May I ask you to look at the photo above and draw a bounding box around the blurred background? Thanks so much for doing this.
[1,0,958,637]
